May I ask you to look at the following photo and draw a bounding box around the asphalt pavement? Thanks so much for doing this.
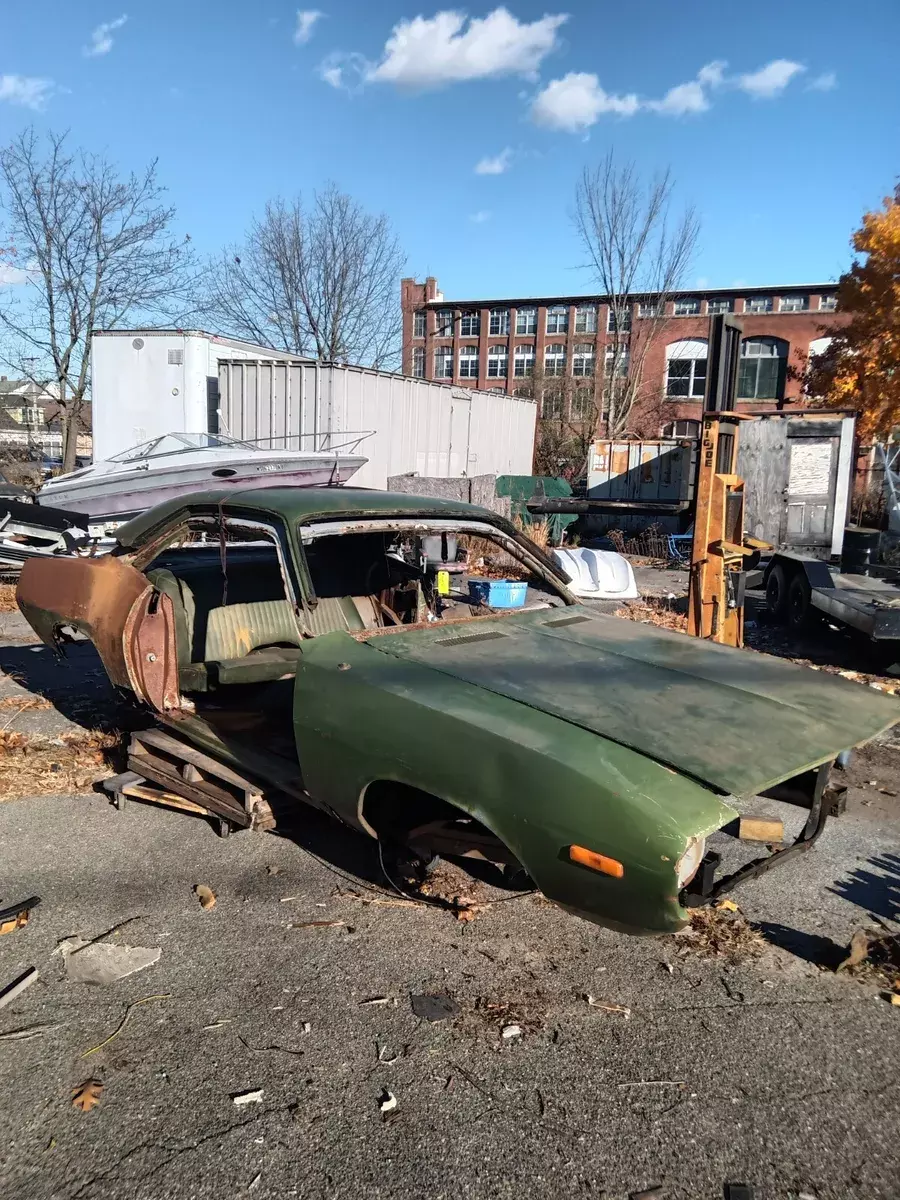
[0,607,898,1200]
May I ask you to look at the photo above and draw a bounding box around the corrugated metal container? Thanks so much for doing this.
[587,439,695,503]
[217,359,537,490]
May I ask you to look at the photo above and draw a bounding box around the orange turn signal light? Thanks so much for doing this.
[568,845,624,878]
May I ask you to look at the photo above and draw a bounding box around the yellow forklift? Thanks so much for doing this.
[687,315,769,646]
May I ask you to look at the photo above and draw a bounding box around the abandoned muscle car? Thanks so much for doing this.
[16,487,900,934]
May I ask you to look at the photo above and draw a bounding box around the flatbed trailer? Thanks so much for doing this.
[763,550,900,642]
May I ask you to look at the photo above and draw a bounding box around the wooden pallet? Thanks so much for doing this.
[103,728,276,837]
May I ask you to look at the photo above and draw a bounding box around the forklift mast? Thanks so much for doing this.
[687,315,768,646]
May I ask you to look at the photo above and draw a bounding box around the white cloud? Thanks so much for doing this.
[0,75,54,110]
[697,60,727,87]
[648,79,709,116]
[363,7,568,88]
[0,262,33,287]
[320,63,344,88]
[475,147,513,175]
[736,59,804,98]
[469,210,491,224]
[531,72,639,132]
[84,15,128,58]
[808,71,837,92]
[294,10,323,46]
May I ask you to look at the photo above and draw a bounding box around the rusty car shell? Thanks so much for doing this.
[16,486,900,935]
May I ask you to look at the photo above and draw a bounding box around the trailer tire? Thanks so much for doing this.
[766,563,789,622]
[787,572,812,629]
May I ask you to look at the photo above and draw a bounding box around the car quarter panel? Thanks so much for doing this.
[292,632,736,933]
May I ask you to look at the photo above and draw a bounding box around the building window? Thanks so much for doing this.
[513,344,535,377]
[674,298,700,316]
[745,296,773,314]
[571,387,594,420]
[738,336,788,399]
[780,295,809,312]
[413,311,426,338]
[544,343,566,375]
[607,306,632,333]
[541,390,564,420]
[605,344,631,378]
[819,294,837,312]
[487,344,508,378]
[489,309,509,336]
[546,305,569,334]
[516,307,537,335]
[665,338,708,398]
[458,345,479,378]
[411,347,425,378]
[638,301,661,318]
[434,347,453,378]
[572,343,595,377]
[434,309,454,337]
[460,311,480,337]
[575,304,597,334]
[489,386,505,394]
[707,298,733,315]
[662,419,701,438]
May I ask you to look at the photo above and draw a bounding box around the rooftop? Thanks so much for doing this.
[423,282,837,308]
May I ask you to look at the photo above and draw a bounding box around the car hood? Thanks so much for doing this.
[364,606,899,796]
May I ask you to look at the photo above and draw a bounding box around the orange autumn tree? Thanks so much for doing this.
[805,186,900,439]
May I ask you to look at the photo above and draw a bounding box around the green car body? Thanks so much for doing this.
[16,487,900,935]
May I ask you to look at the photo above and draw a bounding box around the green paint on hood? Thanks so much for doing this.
[365,607,899,797]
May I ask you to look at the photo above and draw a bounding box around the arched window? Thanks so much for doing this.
[808,336,832,358]
[544,343,566,376]
[572,343,595,376]
[487,344,508,378]
[458,345,479,378]
[739,336,788,400]
[666,338,708,398]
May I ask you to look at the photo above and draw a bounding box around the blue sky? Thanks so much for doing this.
[2,1,898,301]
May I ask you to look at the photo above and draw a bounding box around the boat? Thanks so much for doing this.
[36,431,370,529]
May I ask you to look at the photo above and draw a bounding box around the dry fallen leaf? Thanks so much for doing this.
[836,929,870,973]
[714,899,740,913]
[193,884,216,911]
[72,1078,103,1112]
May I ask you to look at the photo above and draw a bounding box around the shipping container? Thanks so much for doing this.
[588,439,695,504]
[217,359,537,489]
[90,329,302,461]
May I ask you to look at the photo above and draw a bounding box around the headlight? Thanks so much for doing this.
[676,836,706,887]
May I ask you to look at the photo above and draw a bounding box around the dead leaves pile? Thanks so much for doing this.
[615,599,688,633]
[683,905,766,964]
[0,729,121,801]
[837,926,900,994]
[71,1078,103,1112]
[0,582,17,614]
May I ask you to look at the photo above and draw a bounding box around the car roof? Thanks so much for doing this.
[115,486,499,548]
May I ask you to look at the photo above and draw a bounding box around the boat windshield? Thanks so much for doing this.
[109,433,259,462]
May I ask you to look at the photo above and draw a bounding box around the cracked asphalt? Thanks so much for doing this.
[0,607,898,1200]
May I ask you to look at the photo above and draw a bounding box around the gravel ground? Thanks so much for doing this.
[0,602,898,1200]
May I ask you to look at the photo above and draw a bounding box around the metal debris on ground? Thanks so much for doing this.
[628,1187,666,1199]
[0,1022,59,1041]
[71,1078,103,1112]
[232,1089,264,1106]
[193,884,217,911]
[360,996,391,1007]
[378,1088,398,1115]
[410,993,459,1022]
[684,906,765,964]
[0,894,40,935]
[724,1187,755,1200]
[61,937,161,985]
[289,920,346,930]
[585,995,631,1018]
[0,966,38,1010]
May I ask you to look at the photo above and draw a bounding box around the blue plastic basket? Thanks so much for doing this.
[468,578,528,608]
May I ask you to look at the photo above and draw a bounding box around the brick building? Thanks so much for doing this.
[401,277,842,438]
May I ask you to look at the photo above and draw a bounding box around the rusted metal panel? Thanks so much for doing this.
[16,555,149,688]
[123,586,181,712]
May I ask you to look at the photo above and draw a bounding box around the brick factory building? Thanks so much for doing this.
[401,276,842,438]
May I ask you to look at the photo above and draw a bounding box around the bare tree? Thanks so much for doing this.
[206,186,405,368]
[516,365,596,482]
[575,154,699,438]
[0,129,199,472]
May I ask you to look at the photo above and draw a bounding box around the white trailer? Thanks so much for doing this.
[216,358,537,490]
[90,330,305,461]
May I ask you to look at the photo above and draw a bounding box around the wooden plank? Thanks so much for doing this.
[738,816,784,843]
[121,782,210,816]
[127,753,252,827]
[133,728,264,797]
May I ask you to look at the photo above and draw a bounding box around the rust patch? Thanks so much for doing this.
[16,555,149,688]
[123,586,181,712]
